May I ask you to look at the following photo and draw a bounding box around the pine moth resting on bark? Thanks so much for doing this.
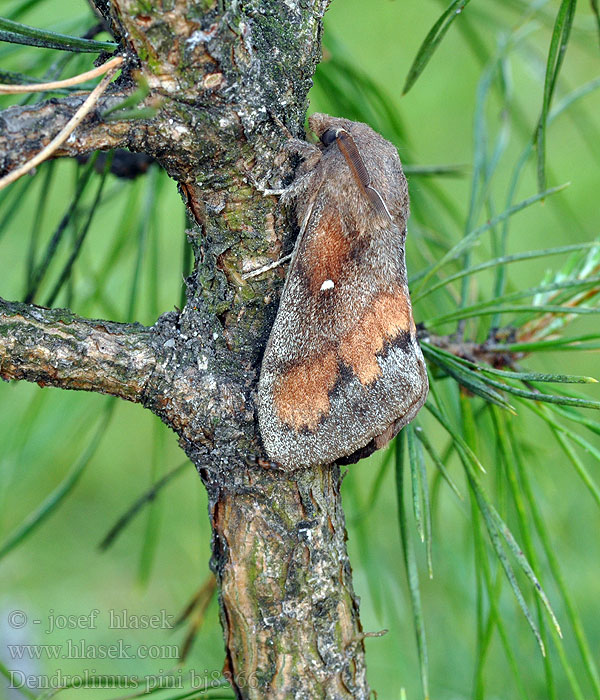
[258,113,428,469]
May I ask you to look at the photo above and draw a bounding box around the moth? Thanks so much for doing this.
[257,113,428,469]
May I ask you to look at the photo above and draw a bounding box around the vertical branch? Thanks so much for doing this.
[206,465,369,699]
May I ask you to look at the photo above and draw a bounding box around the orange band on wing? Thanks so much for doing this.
[339,290,414,385]
[272,289,416,430]
[272,350,338,431]
[303,212,350,295]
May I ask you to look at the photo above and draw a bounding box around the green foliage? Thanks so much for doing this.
[0,0,599,699]
[315,1,600,698]
[0,15,116,52]
[403,0,474,96]
[536,0,577,191]
[0,403,115,561]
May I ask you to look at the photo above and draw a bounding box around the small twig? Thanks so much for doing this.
[424,328,520,369]
[356,629,389,640]
[0,56,123,192]
[242,253,292,280]
[0,55,123,94]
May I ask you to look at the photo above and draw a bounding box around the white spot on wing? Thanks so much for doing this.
[320,279,335,291]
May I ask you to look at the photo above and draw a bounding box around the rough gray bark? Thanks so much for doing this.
[0,89,144,172]
[0,1,372,698]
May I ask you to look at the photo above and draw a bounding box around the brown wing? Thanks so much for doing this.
[258,118,428,468]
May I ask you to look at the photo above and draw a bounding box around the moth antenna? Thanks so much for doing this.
[297,197,316,238]
[275,196,318,299]
[366,185,394,224]
[335,130,393,224]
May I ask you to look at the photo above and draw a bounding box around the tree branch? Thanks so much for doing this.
[424,328,522,368]
[0,87,149,175]
[0,297,156,401]
[0,1,373,696]
[207,464,369,698]
[0,298,251,466]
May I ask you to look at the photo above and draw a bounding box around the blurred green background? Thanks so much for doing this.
[1,1,599,699]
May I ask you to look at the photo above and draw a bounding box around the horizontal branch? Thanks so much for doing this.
[424,329,521,368]
[0,299,252,459]
[0,297,157,401]
[0,88,149,176]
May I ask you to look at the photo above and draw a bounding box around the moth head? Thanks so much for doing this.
[319,128,339,147]
[308,113,350,142]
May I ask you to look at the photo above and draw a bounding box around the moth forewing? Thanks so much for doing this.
[257,113,428,469]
